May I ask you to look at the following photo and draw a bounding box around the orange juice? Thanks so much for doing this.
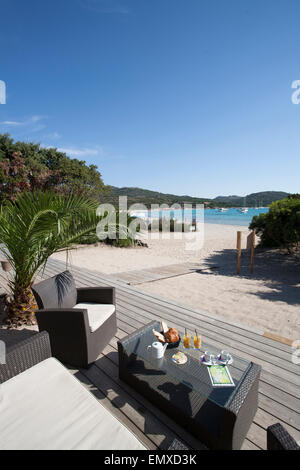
[183,334,191,349]
[194,335,202,349]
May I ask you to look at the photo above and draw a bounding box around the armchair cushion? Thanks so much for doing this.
[0,357,145,450]
[75,302,116,333]
[32,271,77,310]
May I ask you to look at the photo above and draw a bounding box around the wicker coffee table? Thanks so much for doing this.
[118,321,261,450]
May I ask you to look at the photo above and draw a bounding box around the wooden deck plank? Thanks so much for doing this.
[44,260,293,360]
[42,260,300,390]
[259,381,300,414]
[43,264,300,393]
[114,304,300,399]
[111,294,298,374]
[115,292,295,367]
[92,262,217,286]
[45,258,293,354]
[40,258,300,450]
[115,304,300,385]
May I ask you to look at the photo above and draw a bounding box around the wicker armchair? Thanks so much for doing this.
[267,423,300,450]
[0,332,51,384]
[32,271,117,368]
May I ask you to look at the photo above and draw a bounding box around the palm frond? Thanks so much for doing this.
[0,191,101,295]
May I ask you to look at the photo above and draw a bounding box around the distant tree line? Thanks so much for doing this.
[0,133,106,204]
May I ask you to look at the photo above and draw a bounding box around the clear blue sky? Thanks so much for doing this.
[0,0,299,198]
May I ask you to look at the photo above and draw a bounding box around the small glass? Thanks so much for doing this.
[183,333,191,349]
[194,334,202,349]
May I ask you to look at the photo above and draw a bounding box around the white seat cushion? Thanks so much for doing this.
[74,302,115,333]
[0,358,145,450]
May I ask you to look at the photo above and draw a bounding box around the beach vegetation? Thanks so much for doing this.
[0,133,106,203]
[97,210,145,247]
[148,218,191,232]
[250,195,300,252]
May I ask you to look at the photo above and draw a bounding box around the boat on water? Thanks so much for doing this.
[218,208,228,212]
[238,208,249,214]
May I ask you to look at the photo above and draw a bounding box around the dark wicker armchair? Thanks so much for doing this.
[32,271,117,368]
[0,332,52,384]
[267,423,300,450]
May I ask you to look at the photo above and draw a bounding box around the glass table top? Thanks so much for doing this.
[122,321,252,408]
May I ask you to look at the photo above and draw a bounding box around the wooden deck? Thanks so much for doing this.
[38,258,300,450]
[110,262,217,285]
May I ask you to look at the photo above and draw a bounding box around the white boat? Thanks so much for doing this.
[218,208,228,212]
[238,208,248,214]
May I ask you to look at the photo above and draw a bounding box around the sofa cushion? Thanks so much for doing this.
[32,271,77,309]
[0,358,145,450]
[75,302,116,333]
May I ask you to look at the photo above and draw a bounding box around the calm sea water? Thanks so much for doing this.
[144,208,269,227]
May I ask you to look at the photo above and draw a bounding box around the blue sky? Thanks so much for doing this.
[0,0,299,198]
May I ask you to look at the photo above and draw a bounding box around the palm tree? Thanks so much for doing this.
[0,191,101,327]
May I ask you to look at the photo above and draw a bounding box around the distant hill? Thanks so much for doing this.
[102,187,290,208]
[102,186,208,207]
[213,191,290,207]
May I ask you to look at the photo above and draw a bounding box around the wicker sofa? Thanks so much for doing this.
[0,332,145,450]
[267,423,300,450]
[32,270,117,368]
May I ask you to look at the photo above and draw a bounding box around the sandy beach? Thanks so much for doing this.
[53,223,300,341]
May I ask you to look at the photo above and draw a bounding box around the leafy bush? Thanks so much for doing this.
[96,211,146,248]
[0,133,106,203]
[148,218,191,232]
[249,195,300,252]
[78,212,149,248]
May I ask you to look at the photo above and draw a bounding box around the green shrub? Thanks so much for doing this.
[96,211,145,248]
[78,213,142,247]
[148,218,191,232]
[249,195,300,252]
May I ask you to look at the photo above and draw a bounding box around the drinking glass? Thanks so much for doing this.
[183,333,191,349]
[194,334,202,349]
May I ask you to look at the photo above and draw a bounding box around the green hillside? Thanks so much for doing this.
[102,187,290,208]
[214,191,290,207]
[102,186,208,207]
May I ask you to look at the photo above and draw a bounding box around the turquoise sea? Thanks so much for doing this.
[146,208,269,227]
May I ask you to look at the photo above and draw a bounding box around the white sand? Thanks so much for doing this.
[53,224,249,272]
[52,224,300,340]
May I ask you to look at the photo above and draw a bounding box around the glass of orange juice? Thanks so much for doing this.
[183,329,191,349]
[194,330,202,349]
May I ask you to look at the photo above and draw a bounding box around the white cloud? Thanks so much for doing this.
[1,120,21,126]
[56,146,104,158]
[43,132,61,140]
[1,115,45,127]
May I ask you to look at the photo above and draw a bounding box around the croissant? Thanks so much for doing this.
[152,329,166,343]
[165,328,180,343]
